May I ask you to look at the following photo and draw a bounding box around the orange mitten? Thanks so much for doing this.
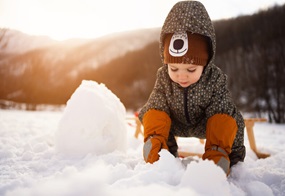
[202,114,238,175]
[142,109,171,163]
[143,136,168,163]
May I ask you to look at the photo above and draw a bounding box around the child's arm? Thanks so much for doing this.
[203,71,243,175]
[203,113,237,175]
[139,67,171,163]
[142,109,171,163]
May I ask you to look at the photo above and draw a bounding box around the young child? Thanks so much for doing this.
[138,0,245,175]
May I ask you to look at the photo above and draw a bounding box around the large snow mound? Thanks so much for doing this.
[55,80,127,158]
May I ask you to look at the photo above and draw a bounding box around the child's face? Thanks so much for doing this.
[168,63,204,88]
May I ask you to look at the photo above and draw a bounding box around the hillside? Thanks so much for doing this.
[0,28,160,109]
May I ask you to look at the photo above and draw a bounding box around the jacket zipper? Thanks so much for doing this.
[183,88,191,123]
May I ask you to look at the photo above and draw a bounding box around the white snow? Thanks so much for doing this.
[55,80,127,158]
[0,80,285,196]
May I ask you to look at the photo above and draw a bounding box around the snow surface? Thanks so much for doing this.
[0,80,285,196]
[55,80,127,158]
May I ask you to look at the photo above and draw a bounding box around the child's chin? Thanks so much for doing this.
[179,83,190,88]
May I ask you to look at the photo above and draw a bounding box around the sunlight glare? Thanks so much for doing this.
[1,0,284,40]
[0,0,174,41]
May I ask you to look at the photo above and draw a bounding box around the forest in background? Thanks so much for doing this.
[214,5,285,123]
[0,4,284,123]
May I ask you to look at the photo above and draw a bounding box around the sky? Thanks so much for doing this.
[0,0,285,40]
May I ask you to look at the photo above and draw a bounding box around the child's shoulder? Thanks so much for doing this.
[203,63,228,83]
[206,63,226,76]
[157,65,168,76]
[208,63,222,73]
[158,65,167,71]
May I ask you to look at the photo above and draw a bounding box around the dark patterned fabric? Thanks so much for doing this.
[159,1,216,65]
[139,1,245,154]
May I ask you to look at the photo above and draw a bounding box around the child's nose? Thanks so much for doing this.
[178,72,188,79]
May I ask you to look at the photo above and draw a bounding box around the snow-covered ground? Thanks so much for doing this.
[0,80,285,196]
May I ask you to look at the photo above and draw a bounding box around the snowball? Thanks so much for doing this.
[55,80,127,158]
[155,149,184,172]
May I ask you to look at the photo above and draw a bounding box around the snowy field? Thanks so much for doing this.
[1,80,285,196]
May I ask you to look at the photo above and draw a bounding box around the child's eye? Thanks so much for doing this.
[187,69,196,73]
[170,68,178,72]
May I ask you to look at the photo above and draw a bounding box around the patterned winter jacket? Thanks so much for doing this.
[139,1,245,154]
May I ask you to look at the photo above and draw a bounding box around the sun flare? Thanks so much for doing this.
[1,0,284,40]
[0,0,172,40]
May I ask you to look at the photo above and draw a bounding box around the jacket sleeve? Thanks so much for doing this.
[139,67,170,123]
[205,68,245,143]
[205,71,237,118]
